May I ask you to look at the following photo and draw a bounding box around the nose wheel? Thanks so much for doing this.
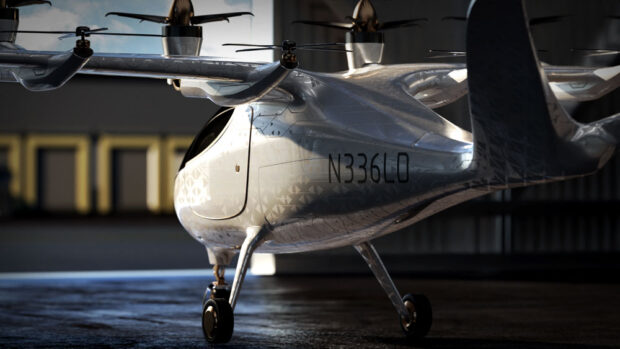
[202,298,234,344]
[400,293,432,338]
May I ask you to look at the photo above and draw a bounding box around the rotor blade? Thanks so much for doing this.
[58,33,74,40]
[442,15,568,26]
[89,32,163,38]
[296,43,345,48]
[291,20,354,30]
[296,47,352,53]
[235,47,277,53]
[191,11,254,25]
[427,48,548,59]
[105,12,168,24]
[58,27,108,40]
[427,50,466,59]
[441,16,467,22]
[0,29,72,35]
[377,18,428,30]
[6,0,51,7]
[88,27,109,33]
[571,48,620,57]
[58,32,161,40]
[223,43,280,48]
[529,15,570,26]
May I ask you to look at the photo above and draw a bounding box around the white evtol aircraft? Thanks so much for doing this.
[1,0,619,344]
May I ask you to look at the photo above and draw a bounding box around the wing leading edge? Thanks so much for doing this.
[0,47,293,106]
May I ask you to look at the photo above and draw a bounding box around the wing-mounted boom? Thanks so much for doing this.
[0,27,93,91]
[466,0,620,185]
[8,44,91,91]
[177,60,293,106]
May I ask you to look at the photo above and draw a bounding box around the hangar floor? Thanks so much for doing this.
[0,274,619,348]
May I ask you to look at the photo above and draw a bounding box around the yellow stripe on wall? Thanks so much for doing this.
[97,135,162,214]
[24,134,91,214]
[0,134,22,200]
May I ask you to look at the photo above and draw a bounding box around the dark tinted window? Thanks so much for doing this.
[179,107,234,171]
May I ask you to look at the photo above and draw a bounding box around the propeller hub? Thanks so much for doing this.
[282,40,296,52]
[75,26,90,39]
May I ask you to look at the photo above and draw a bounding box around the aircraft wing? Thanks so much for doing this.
[0,48,292,106]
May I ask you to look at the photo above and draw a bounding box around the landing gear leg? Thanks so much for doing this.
[354,241,432,339]
[201,227,268,344]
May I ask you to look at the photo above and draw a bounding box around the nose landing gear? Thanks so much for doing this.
[202,298,234,343]
[202,265,234,343]
[201,226,269,344]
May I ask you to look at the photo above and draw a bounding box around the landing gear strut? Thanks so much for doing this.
[201,226,268,344]
[354,241,432,339]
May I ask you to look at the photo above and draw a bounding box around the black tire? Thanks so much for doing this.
[202,298,234,344]
[400,293,432,339]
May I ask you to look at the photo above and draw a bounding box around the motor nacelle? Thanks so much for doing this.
[0,8,18,43]
[345,31,384,70]
[162,25,202,56]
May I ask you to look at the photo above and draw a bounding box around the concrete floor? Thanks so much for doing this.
[0,274,619,348]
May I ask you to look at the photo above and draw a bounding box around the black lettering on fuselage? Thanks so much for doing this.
[384,152,395,184]
[329,154,341,183]
[328,152,411,184]
[397,152,409,183]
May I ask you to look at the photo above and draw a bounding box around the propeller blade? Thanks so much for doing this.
[223,43,280,48]
[6,0,50,7]
[292,20,354,30]
[296,43,345,48]
[235,47,276,53]
[57,32,76,40]
[441,16,467,22]
[58,27,108,40]
[378,18,428,30]
[0,29,72,35]
[529,15,570,26]
[89,32,163,38]
[191,11,254,25]
[296,47,352,53]
[106,12,168,24]
[427,48,548,59]
[442,15,568,26]
[427,50,466,59]
[571,48,620,57]
[608,15,620,20]
[88,27,108,33]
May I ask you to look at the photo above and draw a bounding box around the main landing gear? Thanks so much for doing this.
[354,242,432,339]
[200,231,431,344]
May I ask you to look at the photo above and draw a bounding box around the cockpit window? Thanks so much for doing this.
[179,107,234,171]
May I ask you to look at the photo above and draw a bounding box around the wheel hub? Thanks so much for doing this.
[401,299,416,330]
[203,305,217,339]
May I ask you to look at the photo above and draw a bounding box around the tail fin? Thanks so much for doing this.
[466,0,618,184]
